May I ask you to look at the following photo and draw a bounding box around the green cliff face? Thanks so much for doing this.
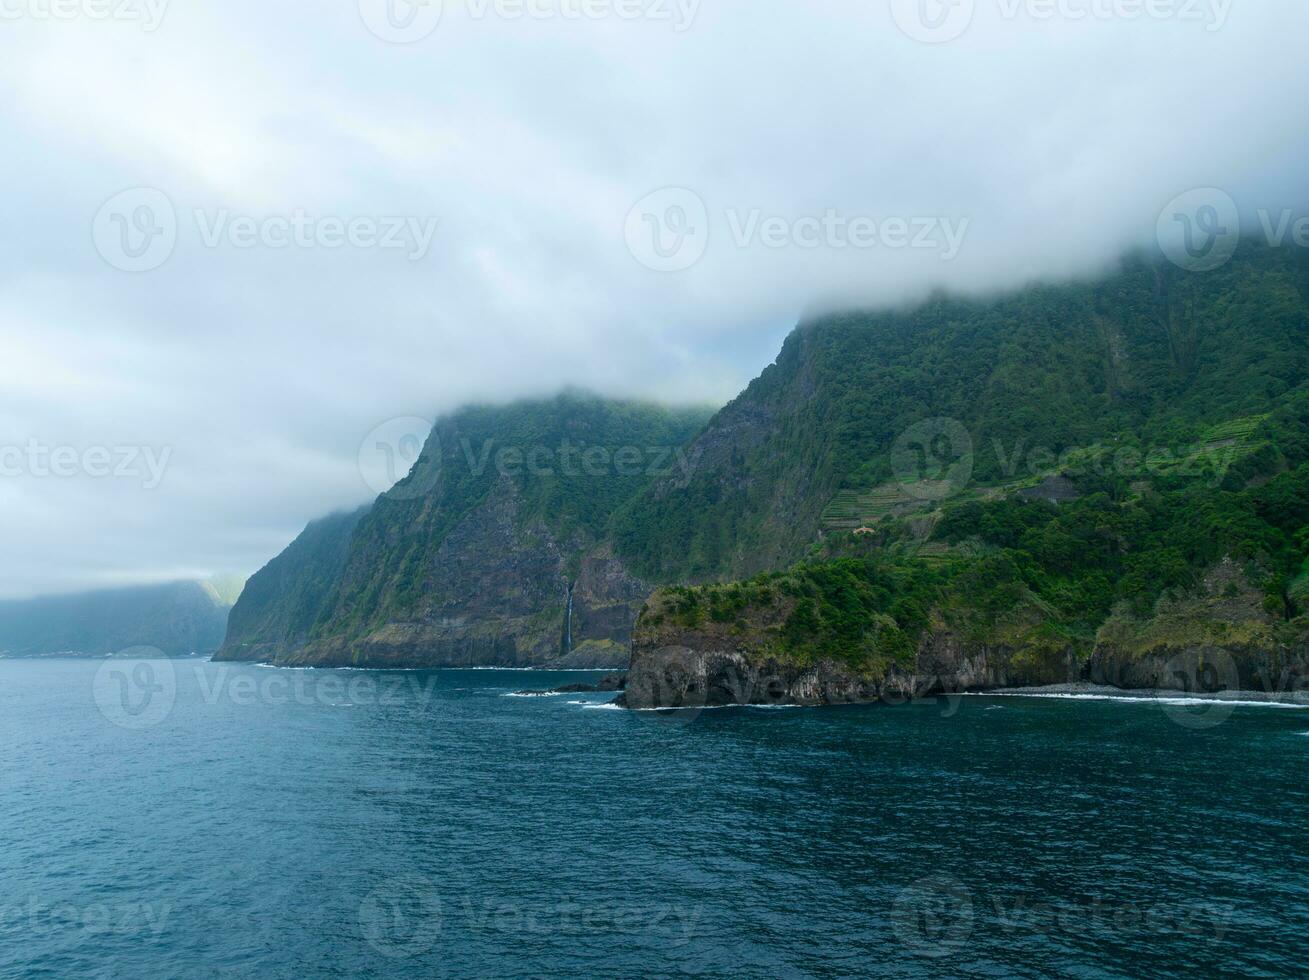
[226,241,1309,678]
[0,582,232,659]
[219,392,712,666]
[215,507,368,662]
[622,242,1309,704]
[612,242,1309,584]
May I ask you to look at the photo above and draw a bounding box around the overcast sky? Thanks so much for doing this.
[1,0,1307,598]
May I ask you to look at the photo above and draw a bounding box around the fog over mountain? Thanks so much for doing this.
[1,0,1307,597]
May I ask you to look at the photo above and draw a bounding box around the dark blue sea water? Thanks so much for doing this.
[2,658,1308,978]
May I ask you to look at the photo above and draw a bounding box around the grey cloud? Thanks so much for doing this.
[0,0,1306,596]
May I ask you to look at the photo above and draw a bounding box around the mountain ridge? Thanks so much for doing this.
[221,241,1309,682]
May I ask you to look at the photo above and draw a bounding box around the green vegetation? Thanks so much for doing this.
[304,392,712,641]
[645,390,1309,670]
[614,242,1309,584]
[227,240,1309,668]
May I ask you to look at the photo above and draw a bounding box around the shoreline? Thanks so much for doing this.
[972,683,1309,708]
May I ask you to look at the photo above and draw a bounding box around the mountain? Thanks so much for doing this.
[217,392,713,666]
[217,507,369,663]
[0,581,233,658]
[613,241,1309,583]
[223,240,1309,688]
[623,242,1309,705]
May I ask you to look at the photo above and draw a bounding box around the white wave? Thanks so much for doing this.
[502,691,562,698]
[967,691,1309,710]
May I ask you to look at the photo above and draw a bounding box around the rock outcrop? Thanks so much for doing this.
[622,561,1309,709]
[1088,560,1309,694]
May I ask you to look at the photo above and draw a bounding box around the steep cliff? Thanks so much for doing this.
[620,242,1309,705]
[215,507,368,662]
[612,242,1309,584]
[1089,559,1309,693]
[225,242,1309,675]
[219,392,711,666]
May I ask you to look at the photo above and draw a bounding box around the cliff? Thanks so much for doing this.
[218,392,711,666]
[225,241,1309,676]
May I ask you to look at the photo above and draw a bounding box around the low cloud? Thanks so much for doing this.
[0,1,1306,596]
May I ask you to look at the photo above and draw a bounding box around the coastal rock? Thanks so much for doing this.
[1088,560,1309,694]
[622,586,1081,709]
[514,672,627,696]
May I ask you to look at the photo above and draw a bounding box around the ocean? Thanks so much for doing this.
[1,658,1306,978]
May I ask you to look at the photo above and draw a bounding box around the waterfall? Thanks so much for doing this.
[564,583,574,655]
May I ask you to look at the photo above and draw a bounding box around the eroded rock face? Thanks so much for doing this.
[622,629,1080,709]
[285,481,652,668]
[622,646,918,709]
[624,560,1309,709]
[1088,560,1309,694]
